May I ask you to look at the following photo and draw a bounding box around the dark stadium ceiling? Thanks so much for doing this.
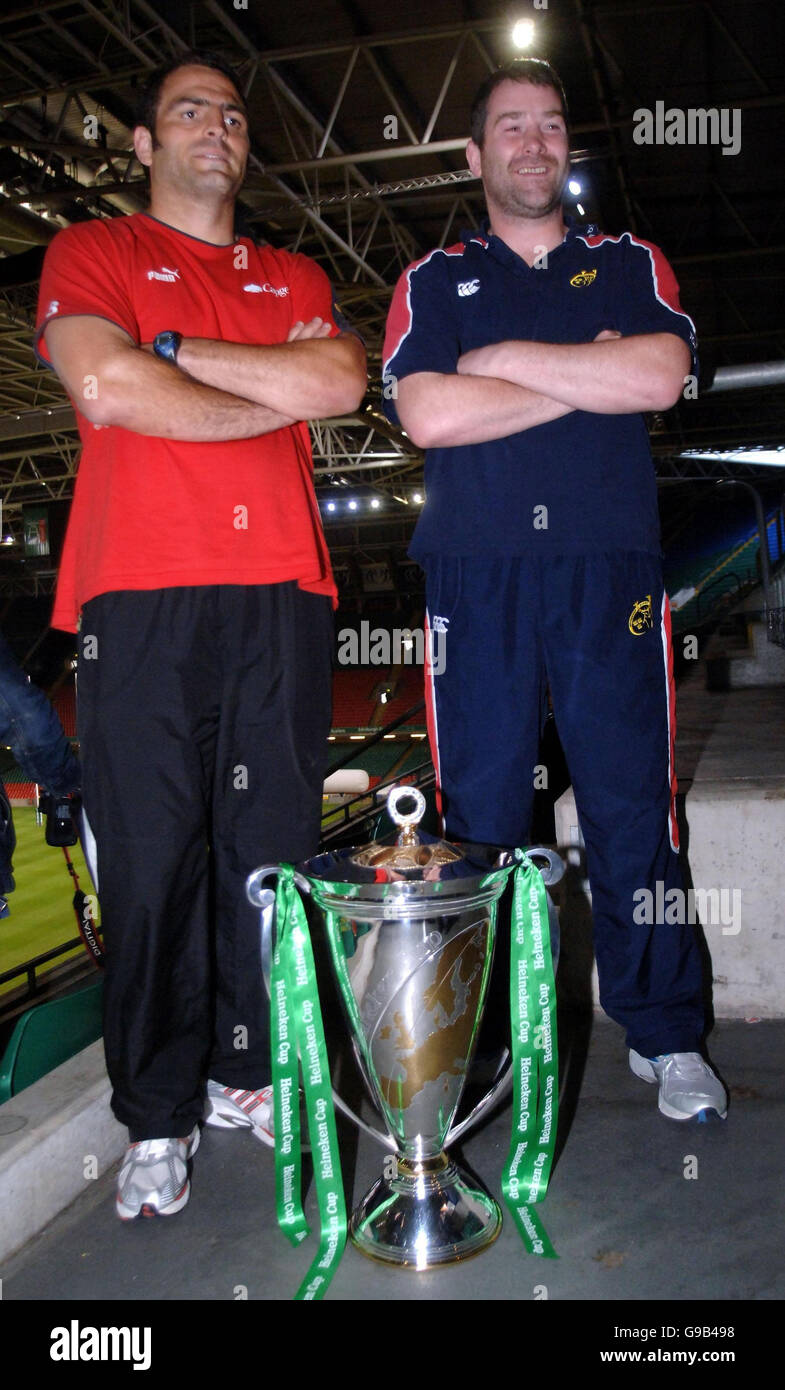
[0,0,783,581]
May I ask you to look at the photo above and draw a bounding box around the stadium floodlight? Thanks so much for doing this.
[511,18,535,48]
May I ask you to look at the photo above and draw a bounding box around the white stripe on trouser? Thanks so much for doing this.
[425,610,445,836]
[659,590,678,854]
[79,805,99,892]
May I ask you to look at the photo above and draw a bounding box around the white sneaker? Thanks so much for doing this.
[629,1050,728,1121]
[204,1081,275,1146]
[116,1125,200,1220]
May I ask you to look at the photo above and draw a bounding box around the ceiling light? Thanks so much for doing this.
[511,19,535,48]
[370,498,380,509]
[412,492,423,504]
[348,499,358,510]
[679,447,785,468]
[568,179,581,195]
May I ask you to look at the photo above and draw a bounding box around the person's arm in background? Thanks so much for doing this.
[0,634,79,794]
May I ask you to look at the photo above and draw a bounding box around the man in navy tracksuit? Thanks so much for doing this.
[382,58,726,1122]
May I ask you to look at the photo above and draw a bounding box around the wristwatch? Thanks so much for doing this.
[153,330,182,364]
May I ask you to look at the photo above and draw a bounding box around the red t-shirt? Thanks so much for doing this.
[35,213,338,631]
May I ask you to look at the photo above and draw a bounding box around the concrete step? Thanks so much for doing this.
[0,1040,124,1263]
[706,618,785,688]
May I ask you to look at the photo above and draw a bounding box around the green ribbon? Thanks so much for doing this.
[270,867,348,1300]
[500,851,560,1259]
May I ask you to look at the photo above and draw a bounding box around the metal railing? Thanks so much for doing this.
[0,936,90,1014]
[695,569,750,626]
[325,699,425,776]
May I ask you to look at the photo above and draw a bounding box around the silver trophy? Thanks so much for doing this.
[248,785,562,1270]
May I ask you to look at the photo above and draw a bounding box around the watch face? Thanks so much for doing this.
[154,332,179,360]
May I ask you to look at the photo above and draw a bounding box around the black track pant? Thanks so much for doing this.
[78,584,333,1140]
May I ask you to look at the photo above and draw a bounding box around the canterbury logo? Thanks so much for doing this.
[570,269,597,286]
[431,615,450,633]
[146,266,180,282]
[628,595,654,635]
[457,279,480,297]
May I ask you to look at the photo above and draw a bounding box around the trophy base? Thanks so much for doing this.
[350,1152,502,1269]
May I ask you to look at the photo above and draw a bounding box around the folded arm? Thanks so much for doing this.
[44,317,296,441]
[457,332,691,414]
[177,318,367,419]
[395,372,575,449]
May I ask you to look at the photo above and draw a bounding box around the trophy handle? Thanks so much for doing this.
[444,846,564,1148]
[246,865,398,1153]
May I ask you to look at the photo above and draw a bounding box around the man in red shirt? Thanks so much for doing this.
[35,51,366,1219]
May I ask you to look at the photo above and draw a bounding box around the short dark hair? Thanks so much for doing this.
[470,59,569,148]
[134,50,245,139]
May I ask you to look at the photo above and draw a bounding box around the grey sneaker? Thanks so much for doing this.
[116,1125,200,1220]
[629,1050,728,1121]
[204,1081,274,1146]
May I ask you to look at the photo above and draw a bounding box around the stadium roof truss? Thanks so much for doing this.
[0,0,783,577]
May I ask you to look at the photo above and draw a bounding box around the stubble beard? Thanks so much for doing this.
[152,136,246,205]
[484,159,568,222]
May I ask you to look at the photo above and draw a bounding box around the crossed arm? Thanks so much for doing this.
[396,331,692,450]
[44,315,367,442]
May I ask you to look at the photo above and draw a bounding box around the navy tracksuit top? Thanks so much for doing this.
[382,220,697,560]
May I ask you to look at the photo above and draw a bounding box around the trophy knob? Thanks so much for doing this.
[386,784,426,846]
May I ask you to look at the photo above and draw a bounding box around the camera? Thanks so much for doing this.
[40,791,81,847]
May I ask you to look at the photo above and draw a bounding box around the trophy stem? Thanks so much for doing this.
[350,1152,502,1269]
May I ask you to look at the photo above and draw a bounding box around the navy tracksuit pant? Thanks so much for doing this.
[423,552,704,1057]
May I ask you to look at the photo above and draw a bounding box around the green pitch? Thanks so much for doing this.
[0,807,98,999]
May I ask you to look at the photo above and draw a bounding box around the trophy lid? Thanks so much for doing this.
[350,786,462,874]
[299,785,515,902]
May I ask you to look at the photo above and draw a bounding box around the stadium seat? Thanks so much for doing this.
[0,980,103,1101]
